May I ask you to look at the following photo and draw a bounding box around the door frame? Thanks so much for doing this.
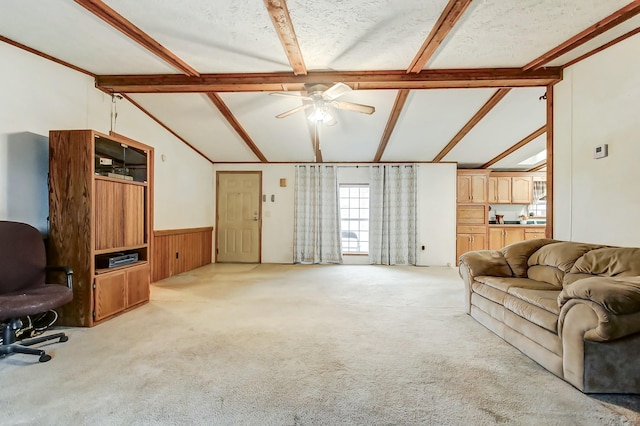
[215,171,263,263]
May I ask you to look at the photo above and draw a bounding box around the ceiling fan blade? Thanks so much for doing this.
[330,100,375,115]
[276,103,312,118]
[270,92,312,100]
[322,82,352,100]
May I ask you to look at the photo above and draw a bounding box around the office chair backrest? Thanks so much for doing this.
[0,221,47,294]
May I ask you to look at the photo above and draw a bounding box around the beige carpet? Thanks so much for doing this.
[0,264,639,425]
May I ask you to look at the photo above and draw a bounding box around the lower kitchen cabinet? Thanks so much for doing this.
[489,227,525,250]
[456,231,486,263]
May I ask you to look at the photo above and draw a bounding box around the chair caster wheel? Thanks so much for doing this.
[59,335,69,342]
[39,354,51,363]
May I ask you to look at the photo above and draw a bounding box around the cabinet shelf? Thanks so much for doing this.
[95,244,148,255]
[95,260,148,275]
[94,175,148,186]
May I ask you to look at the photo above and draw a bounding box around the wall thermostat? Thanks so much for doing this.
[593,144,608,159]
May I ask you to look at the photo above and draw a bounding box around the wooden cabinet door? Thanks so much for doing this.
[456,234,472,264]
[504,227,525,246]
[489,228,504,250]
[123,185,145,247]
[471,175,487,203]
[126,264,149,307]
[457,176,472,203]
[488,177,498,203]
[470,233,486,251]
[94,271,126,321]
[524,229,546,240]
[457,205,485,224]
[496,177,511,203]
[512,177,533,204]
[95,180,124,250]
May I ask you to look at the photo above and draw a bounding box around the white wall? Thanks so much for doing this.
[0,42,214,233]
[212,163,457,266]
[553,33,640,247]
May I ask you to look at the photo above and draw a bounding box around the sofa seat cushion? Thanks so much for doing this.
[475,276,558,293]
[472,281,508,305]
[503,294,559,333]
[507,287,561,315]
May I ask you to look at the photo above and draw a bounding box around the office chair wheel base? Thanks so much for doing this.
[59,335,68,343]
[39,353,51,363]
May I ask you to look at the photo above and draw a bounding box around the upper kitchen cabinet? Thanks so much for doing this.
[457,170,489,204]
[511,176,533,204]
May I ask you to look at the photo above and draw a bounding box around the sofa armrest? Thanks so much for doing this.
[458,250,511,314]
[559,298,640,342]
[459,250,512,280]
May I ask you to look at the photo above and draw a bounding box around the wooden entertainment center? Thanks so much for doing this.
[48,130,153,327]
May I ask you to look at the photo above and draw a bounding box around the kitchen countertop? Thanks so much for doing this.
[488,224,546,228]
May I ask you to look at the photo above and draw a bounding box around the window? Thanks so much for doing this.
[528,181,547,217]
[339,184,369,254]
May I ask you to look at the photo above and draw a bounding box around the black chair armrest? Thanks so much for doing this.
[46,266,73,289]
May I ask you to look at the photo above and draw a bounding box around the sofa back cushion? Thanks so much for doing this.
[500,239,557,277]
[570,247,640,277]
[527,242,605,287]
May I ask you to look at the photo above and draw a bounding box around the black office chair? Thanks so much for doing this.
[0,221,73,362]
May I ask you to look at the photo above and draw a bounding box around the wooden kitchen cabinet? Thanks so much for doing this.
[489,227,525,250]
[456,232,486,262]
[524,228,546,240]
[457,171,488,203]
[511,177,533,204]
[488,176,512,203]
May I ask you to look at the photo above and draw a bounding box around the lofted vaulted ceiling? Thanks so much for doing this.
[2,0,640,169]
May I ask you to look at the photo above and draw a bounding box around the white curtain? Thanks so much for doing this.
[369,165,418,265]
[293,165,343,264]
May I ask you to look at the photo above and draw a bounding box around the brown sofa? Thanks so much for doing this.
[458,239,640,393]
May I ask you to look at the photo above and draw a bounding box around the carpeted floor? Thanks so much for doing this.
[0,263,639,425]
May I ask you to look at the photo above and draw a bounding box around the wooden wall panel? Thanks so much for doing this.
[152,227,213,282]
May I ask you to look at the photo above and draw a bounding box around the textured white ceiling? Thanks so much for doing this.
[103,0,292,73]
[128,93,258,162]
[317,90,398,162]
[547,14,640,67]
[0,0,176,74]
[490,134,546,171]
[288,0,450,71]
[218,92,315,162]
[428,0,633,68]
[443,87,546,168]
[1,0,635,168]
[381,88,496,162]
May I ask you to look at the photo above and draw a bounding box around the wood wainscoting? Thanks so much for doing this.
[152,227,213,282]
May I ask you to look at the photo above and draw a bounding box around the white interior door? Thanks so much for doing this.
[216,172,261,263]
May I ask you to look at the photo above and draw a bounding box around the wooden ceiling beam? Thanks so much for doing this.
[479,125,546,169]
[74,0,200,77]
[407,0,474,73]
[263,0,307,76]
[96,68,562,93]
[523,1,640,70]
[373,90,410,162]
[205,93,268,162]
[528,163,546,172]
[562,26,640,69]
[432,88,511,162]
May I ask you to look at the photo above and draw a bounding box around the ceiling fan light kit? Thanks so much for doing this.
[271,82,375,124]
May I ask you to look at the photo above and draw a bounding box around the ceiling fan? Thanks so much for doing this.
[270,82,375,125]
